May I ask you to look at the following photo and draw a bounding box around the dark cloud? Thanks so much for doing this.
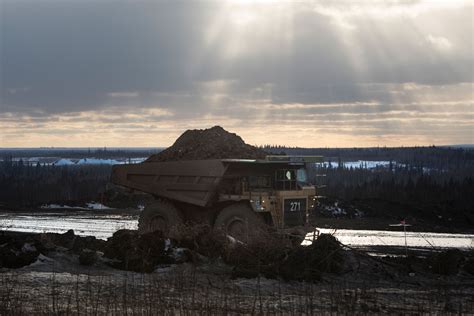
[2,0,472,114]
[1,1,213,113]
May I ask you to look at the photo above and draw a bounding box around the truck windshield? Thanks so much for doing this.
[296,168,308,184]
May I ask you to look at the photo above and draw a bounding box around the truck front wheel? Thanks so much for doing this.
[138,200,183,236]
[214,203,265,242]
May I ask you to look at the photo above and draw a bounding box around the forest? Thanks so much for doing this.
[0,158,112,207]
[288,146,474,228]
[1,146,473,229]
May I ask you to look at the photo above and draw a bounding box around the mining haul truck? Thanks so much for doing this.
[111,156,323,241]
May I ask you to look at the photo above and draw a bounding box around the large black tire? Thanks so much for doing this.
[138,200,183,236]
[214,203,266,242]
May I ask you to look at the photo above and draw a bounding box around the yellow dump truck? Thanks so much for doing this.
[111,156,322,241]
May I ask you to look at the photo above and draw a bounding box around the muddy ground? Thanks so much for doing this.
[1,230,473,315]
[2,258,474,315]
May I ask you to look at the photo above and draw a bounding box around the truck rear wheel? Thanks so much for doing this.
[214,203,265,242]
[138,200,183,236]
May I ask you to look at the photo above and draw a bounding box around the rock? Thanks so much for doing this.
[103,230,138,260]
[41,229,76,250]
[103,229,175,272]
[79,249,98,266]
[146,126,267,162]
[223,232,293,279]
[38,230,106,254]
[72,235,106,254]
[0,233,41,269]
[175,224,226,259]
[277,234,344,281]
[170,248,192,264]
[224,233,340,282]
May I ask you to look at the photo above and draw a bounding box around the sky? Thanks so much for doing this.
[0,0,473,148]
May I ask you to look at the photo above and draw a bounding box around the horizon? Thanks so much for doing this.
[1,0,473,147]
[1,144,473,151]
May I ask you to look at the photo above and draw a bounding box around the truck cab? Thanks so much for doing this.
[218,156,322,229]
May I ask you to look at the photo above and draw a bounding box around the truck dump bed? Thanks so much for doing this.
[111,156,323,207]
[111,160,228,207]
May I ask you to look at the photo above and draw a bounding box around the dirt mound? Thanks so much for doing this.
[146,126,267,162]
[279,234,344,281]
[175,224,226,260]
[0,230,105,269]
[0,232,42,268]
[103,229,175,272]
[226,233,345,281]
[40,229,105,254]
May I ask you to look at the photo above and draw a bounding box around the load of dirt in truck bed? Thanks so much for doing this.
[146,126,267,162]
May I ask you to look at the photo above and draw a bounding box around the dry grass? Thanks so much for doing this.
[1,265,473,315]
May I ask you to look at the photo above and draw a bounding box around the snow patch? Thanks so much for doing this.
[41,201,112,211]
[86,202,112,210]
[76,158,120,165]
[164,239,171,251]
[323,202,347,217]
[40,204,87,210]
[53,159,75,166]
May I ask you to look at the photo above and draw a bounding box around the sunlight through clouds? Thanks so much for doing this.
[0,0,472,147]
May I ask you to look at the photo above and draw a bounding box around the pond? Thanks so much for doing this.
[1,212,473,250]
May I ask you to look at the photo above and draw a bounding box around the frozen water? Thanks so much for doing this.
[303,228,474,249]
[1,212,472,248]
[0,213,138,240]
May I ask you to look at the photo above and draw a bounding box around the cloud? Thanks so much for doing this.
[426,35,453,51]
[107,92,139,98]
[0,0,472,146]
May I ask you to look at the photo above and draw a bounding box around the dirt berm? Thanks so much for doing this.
[146,126,267,162]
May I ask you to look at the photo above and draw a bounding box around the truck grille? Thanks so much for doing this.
[283,198,306,227]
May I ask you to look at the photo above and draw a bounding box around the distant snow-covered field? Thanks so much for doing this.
[317,160,404,169]
[7,157,147,166]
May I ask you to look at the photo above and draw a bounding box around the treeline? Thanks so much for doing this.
[0,147,162,160]
[0,158,112,207]
[308,164,474,223]
[268,146,474,218]
[263,145,474,170]
[1,147,474,224]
